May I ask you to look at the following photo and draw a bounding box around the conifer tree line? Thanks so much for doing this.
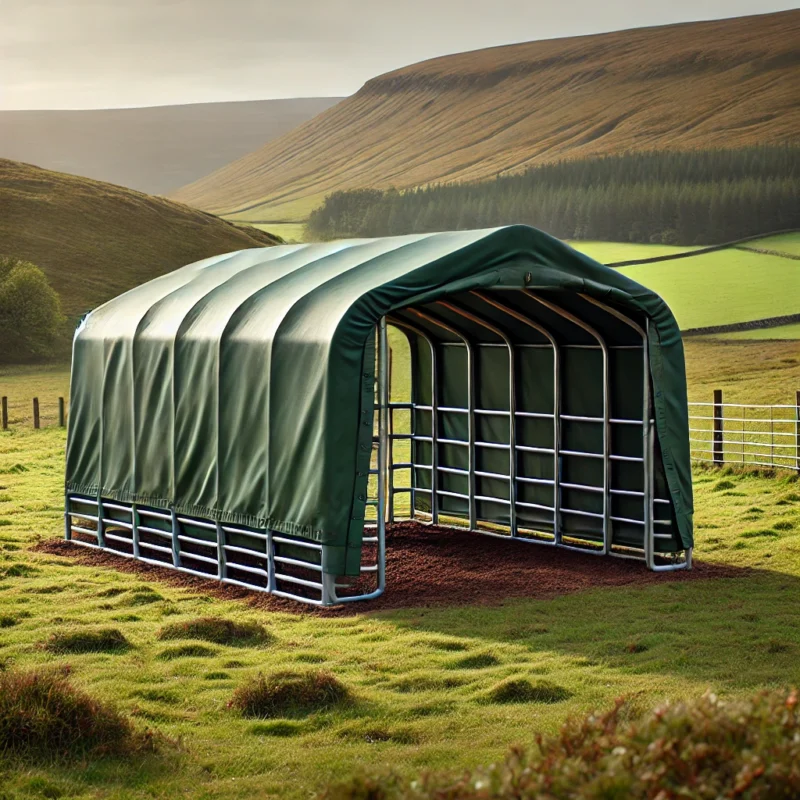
[306,146,800,245]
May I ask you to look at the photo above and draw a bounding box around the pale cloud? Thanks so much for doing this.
[2,0,796,109]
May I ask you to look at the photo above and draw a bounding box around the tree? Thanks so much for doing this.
[0,257,65,363]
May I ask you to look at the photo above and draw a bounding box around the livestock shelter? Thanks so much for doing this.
[65,226,694,606]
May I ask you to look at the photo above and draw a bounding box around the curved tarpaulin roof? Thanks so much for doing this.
[66,225,693,575]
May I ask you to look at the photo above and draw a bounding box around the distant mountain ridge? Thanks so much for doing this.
[0,158,279,316]
[169,9,800,222]
[0,98,342,195]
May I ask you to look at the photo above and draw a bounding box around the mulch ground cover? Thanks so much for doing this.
[37,522,738,616]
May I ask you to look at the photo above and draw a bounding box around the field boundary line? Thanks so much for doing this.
[607,227,800,267]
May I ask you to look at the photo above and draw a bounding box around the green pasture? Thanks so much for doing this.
[717,323,800,341]
[0,349,799,798]
[744,232,800,256]
[250,222,307,243]
[616,248,798,330]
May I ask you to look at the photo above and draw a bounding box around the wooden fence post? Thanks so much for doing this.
[58,397,66,428]
[796,390,800,475]
[32,397,40,430]
[713,389,724,466]
[1,397,7,430]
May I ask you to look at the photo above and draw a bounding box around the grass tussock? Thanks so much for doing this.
[157,617,273,647]
[43,628,130,654]
[156,644,216,661]
[485,678,571,705]
[322,689,800,799]
[229,670,351,719]
[0,668,160,758]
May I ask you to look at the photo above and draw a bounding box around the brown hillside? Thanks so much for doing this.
[0,98,342,196]
[0,159,280,316]
[171,10,800,222]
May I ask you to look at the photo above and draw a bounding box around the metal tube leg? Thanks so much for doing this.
[376,317,389,593]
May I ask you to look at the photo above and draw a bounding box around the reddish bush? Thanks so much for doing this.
[0,668,160,758]
[321,689,800,799]
[229,670,350,718]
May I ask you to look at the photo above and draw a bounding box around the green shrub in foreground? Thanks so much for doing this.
[321,689,800,799]
[229,670,351,718]
[0,668,159,758]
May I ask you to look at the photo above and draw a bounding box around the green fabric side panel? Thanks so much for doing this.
[66,252,232,500]
[65,334,104,497]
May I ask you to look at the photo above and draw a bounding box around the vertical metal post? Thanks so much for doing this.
[388,317,437,524]
[430,341,439,525]
[466,341,476,531]
[796,390,800,475]
[64,503,72,541]
[406,309,472,528]
[376,317,389,590]
[527,292,609,555]
[642,321,654,568]
[96,495,106,548]
[437,300,517,536]
[58,397,65,427]
[713,389,724,466]
[266,530,276,592]
[170,508,180,567]
[131,504,140,558]
[33,397,40,429]
[215,521,226,580]
[770,406,774,467]
[471,293,560,543]
[1,396,6,430]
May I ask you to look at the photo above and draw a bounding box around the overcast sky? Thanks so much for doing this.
[2,0,796,110]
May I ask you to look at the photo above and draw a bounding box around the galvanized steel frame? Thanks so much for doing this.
[64,289,691,608]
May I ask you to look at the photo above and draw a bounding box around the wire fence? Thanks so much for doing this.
[0,396,67,429]
[689,390,800,472]
[3,391,799,474]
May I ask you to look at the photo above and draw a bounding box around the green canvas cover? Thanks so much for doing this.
[66,225,693,575]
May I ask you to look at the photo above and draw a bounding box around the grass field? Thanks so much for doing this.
[745,232,800,256]
[718,323,800,341]
[0,353,798,797]
[249,222,308,243]
[616,248,798,330]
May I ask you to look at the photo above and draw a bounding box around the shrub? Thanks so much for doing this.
[43,628,130,654]
[0,256,65,363]
[157,617,273,646]
[320,689,800,799]
[229,670,350,718]
[0,668,158,758]
[485,678,571,705]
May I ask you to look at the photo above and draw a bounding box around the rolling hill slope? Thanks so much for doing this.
[0,98,342,195]
[171,10,800,222]
[0,159,279,316]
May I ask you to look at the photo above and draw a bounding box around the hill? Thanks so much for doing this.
[0,98,341,196]
[0,159,280,316]
[171,10,800,223]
